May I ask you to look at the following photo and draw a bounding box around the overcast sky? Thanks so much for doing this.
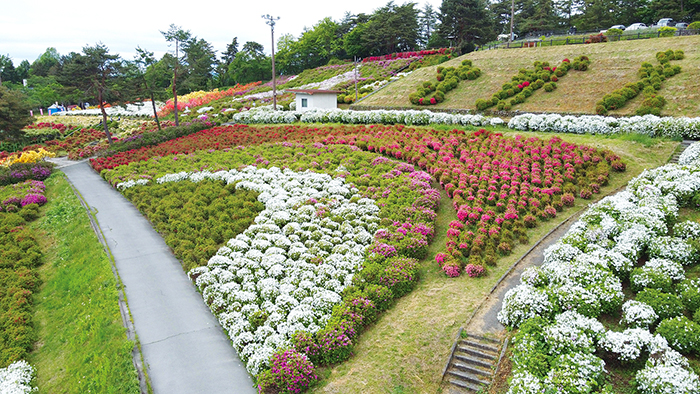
[1,0,442,66]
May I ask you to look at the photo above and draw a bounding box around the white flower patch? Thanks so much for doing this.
[636,348,700,394]
[544,311,604,356]
[506,370,543,394]
[644,258,686,281]
[507,113,700,139]
[599,328,657,362]
[500,155,700,391]
[647,236,697,266]
[673,221,700,240]
[621,300,659,329]
[116,178,150,190]
[679,142,700,166]
[544,352,607,393]
[148,166,382,375]
[0,360,35,394]
[497,284,552,327]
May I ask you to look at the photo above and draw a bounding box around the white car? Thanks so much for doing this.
[609,24,626,31]
[625,23,647,31]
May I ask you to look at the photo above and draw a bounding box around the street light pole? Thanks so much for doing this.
[263,14,280,110]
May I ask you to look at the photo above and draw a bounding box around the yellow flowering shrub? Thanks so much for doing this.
[0,148,55,167]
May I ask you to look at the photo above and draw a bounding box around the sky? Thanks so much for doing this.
[1,0,442,66]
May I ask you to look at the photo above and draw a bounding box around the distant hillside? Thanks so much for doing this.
[357,35,700,117]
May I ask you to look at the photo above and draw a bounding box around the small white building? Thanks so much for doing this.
[286,89,343,111]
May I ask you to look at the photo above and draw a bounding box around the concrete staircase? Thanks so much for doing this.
[443,334,503,392]
[668,140,695,163]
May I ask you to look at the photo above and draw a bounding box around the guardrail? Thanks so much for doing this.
[482,28,700,50]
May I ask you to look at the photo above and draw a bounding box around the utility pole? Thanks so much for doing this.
[509,0,515,44]
[263,14,280,110]
[354,57,358,102]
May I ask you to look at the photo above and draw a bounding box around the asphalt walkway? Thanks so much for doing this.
[58,160,256,394]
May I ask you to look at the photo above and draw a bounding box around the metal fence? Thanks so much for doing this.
[482,29,700,51]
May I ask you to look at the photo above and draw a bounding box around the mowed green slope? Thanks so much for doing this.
[358,35,700,117]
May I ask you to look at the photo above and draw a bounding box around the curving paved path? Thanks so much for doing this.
[59,160,256,394]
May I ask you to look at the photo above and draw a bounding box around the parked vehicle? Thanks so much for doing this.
[625,23,647,31]
[675,22,689,29]
[609,24,626,31]
[657,18,675,27]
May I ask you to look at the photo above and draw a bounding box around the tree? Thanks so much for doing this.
[343,22,372,58]
[0,85,34,140]
[24,75,63,108]
[30,48,60,77]
[0,55,17,86]
[229,42,271,84]
[59,43,123,144]
[216,38,239,86]
[181,37,217,92]
[134,47,164,130]
[574,0,617,30]
[439,0,497,47]
[161,24,192,126]
[364,1,420,54]
[518,0,561,34]
[419,4,439,48]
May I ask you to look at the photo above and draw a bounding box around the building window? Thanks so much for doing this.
[301,98,308,108]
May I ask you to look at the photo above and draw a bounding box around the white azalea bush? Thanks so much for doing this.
[0,360,35,394]
[636,347,700,394]
[228,107,505,127]
[508,113,700,139]
[620,300,659,329]
[501,149,700,393]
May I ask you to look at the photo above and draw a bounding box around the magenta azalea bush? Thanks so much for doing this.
[465,263,486,278]
[257,348,319,394]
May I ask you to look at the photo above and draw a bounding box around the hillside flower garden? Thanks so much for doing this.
[80,118,637,392]
[498,141,700,393]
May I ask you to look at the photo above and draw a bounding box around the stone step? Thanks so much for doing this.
[452,361,493,377]
[454,353,494,369]
[464,333,500,344]
[455,344,497,361]
[446,368,491,387]
[448,378,483,392]
[460,339,499,354]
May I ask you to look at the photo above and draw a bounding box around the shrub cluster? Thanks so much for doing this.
[0,208,42,367]
[123,180,263,271]
[596,49,683,116]
[409,60,481,106]
[475,56,589,111]
[0,162,53,187]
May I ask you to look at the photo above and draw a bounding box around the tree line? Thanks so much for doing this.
[0,0,697,114]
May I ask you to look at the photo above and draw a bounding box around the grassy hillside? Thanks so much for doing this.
[359,35,700,117]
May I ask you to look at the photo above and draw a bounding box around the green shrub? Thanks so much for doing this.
[630,267,673,292]
[678,279,700,314]
[655,316,700,354]
[607,28,623,36]
[658,27,677,37]
[635,288,684,322]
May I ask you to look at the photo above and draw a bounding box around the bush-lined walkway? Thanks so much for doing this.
[59,160,255,394]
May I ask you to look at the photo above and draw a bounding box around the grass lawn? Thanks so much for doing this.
[360,35,700,117]
[28,173,141,394]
